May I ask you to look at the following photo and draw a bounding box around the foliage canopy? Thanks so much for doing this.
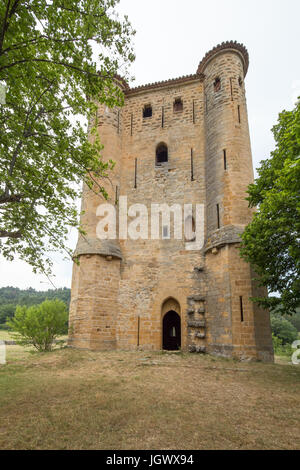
[271,315,298,346]
[240,100,300,315]
[0,0,135,275]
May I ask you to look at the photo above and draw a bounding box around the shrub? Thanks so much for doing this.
[272,334,293,357]
[271,316,298,345]
[7,299,68,352]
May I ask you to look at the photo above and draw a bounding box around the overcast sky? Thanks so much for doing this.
[1,0,299,291]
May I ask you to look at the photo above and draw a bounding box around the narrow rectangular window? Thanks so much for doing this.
[216,204,220,229]
[191,149,194,181]
[130,113,133,136]
[163,225,169,239]
[205,94,208,113]
[192,100,195,124]
[162,106,164,128]
[137,316,140,347]
[223,149,227,170]
[240,296,244,322]
[134,158,137,189]
[230,78,233,101]
[238,105,241,123]
[117,110,120,133]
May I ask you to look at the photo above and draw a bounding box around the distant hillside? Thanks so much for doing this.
[0,286,71,325]
[271,305,300,332]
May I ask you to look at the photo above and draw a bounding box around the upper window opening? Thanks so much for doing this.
[156,143,168,165]
[238,76,243,87]
[173,98,183,112]
[214,77,221,92]
[143,104,152,118]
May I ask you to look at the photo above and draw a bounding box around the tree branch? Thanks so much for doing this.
[0,0,21,54]
[1,34,96,56]
[56,5,107,19]
[0,0,11,54]
[0,58,109,79]
[0,229,21,238]
[0,193,24,204]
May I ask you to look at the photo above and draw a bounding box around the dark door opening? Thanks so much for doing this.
[163,311,181,351]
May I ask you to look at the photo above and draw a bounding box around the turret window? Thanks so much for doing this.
[214,77,221,92]
[216,204,220,229]
[143,104,152,118]
[173,97,183,112]
[240,296,244,322]
[156,143,168,165]
[238,105,241,123]
[223,149,227,170]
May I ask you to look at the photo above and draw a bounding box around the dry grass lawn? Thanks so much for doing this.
[0,338,299,450]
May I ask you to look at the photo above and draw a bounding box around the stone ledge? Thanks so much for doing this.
[189,345,206,354]
[187,295,205,303]
[195,332,206,339]
[205,225,244,253]
[187,308,194,315]
[73,236,123,260]
[188,320,206,328]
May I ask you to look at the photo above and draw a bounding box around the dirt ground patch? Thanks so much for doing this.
[0,347,299,450]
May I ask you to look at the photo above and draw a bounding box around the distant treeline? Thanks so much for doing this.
[0,286,71,325]
[271,307,300,332]
[0,286,299,334]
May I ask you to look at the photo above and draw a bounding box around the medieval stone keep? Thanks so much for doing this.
[68,41,274,362]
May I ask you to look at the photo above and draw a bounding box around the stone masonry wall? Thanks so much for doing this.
[68,42,274,362]
[202,49,273,360]
[117,80,206,350]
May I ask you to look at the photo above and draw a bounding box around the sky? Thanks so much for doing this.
[1,0,299,291]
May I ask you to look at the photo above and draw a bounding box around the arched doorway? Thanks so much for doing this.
[163,311,181,351]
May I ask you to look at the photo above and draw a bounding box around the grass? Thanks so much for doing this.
[0,341,299,450]
[0,329,67,361]
[0,330,13,341]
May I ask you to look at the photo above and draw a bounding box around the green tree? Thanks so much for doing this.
[0,0,135,275]
[271,316,298,346]
[288,311,300,332]
[0,302,15,323]
[0,286,71,325]
[240,100,300,315]
[7,299,68,351]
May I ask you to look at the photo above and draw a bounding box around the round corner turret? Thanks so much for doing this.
[197,41,249,77]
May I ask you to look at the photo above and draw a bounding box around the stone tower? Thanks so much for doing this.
[68,41,274,362]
